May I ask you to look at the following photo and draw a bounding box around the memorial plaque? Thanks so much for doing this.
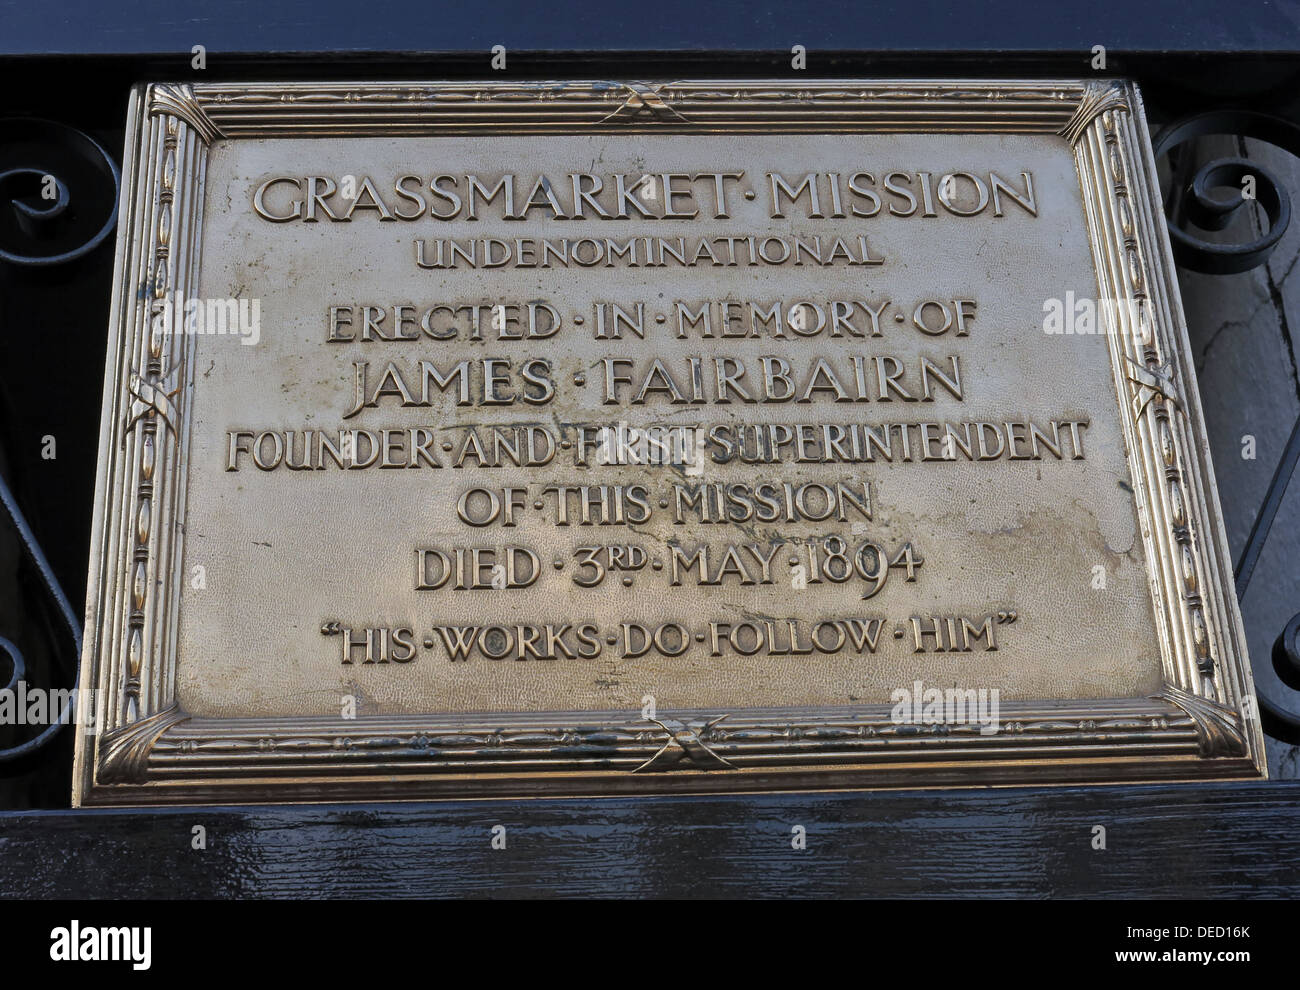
[73,79,1265,805]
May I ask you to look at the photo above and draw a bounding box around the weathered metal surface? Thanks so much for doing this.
[72,80,1263,805]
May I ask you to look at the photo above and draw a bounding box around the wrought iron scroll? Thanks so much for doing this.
[0,472,83,764]
[0,118,117,764]
[1154,109,1300,744]
[0,118,119,266]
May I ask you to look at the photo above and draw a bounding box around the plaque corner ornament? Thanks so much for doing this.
[1157,686,1250,759]
[146,82,225,144]
[1058,79,1131,146]
[95,705,191,787]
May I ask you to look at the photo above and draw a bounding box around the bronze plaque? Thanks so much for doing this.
[73,79,1265,805]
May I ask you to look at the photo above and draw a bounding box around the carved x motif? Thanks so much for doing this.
[634,715,734,772]
[600,84,690,125]
[1126,357,1181,421]
[124,366,182,440]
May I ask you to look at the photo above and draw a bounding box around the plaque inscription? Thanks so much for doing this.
[73,80,1265,805]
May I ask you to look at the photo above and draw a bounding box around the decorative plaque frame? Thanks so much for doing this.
[73,79,1265,805]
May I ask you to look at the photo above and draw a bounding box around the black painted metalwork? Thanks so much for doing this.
[1154,111,1300,274]
[3,0,1299,58]
[0,470,82,765]
[0,118,119,266]
[0,120,109,770]
[1260,613,1300,745]
[3,781,1299,897]
[1274,613,1300,691]
[1152,109,1300,744]
[1237,414,1300,598]
[1233,381,1300,745]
